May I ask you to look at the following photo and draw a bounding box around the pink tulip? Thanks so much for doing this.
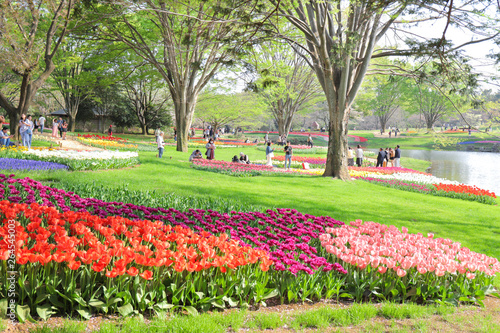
[397,269,406,277]
[378,266,387,274]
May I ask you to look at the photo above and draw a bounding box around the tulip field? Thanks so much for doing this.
[1,132,499,328]
[1,171,499,321]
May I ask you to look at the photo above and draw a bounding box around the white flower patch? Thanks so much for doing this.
[374,172,460,185]
[23,149,139,160]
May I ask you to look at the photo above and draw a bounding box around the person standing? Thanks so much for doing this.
[205,138,215,160]
[265,131,269,143]
[389,147,395,167]
[19,114,30,147]
[38,115,46,134]
[376,148,386,167]
[108,124,113,136]
[284,141,293,169]
[61,120,68,140]
[157,131,165,158]
[265,141,274,166]
[57,117,64,138]
[355,144,364,167]
[394,145,401,167]
[347,147,354,166]
[52,118,59,138]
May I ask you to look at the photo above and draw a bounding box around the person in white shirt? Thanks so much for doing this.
[157,132,165,158]
[38,116,46,134]
[355,144,364,167]
[347,147,354,166]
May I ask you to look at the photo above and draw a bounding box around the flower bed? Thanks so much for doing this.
[433,183,496,198]
[0,158,68,171]
[76,136,138,150]
[0,175,345,276]
[0,200,273,319]
[320,220,500,304]
[77,134,129,142]
[351,168,496,204]
[1,146,140,171]
[191,159,322,176]
[1,174,498,320]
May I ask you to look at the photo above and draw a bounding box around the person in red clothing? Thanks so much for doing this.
[108,125,113,136]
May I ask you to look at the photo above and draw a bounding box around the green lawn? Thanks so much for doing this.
[16,144,500,260]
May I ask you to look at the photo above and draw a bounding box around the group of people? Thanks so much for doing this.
[51,117,68,139]
[231,152,250,164]
[347,145,365,167]
[377,145,401,167]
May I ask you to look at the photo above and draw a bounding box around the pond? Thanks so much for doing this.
[401,150,500,195]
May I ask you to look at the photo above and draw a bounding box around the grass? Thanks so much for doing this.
[8,302,489,333]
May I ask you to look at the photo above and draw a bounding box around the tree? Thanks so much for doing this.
[271,0,500,179]
[123,66,171,135]
[46,39,98,131]
[249,42,322,137]
[88,0,275,152]
[355,74,409,133]
[196,91,265,131]
[0,0,75,138]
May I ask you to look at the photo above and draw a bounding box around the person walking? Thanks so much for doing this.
[355,144,364,167]
[394,145,401,167]
[38,115,46,134]
[205,138,215,160]
[307,134,313,148]
[157,132,165,158]
[376,148,386,167]
[265,141,274,166]
[284,141,293,169]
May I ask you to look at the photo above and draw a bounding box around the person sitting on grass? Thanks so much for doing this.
[232,155,240,163]
[239,152,250,164]
[189,149,203,162]
[0,127,15,147]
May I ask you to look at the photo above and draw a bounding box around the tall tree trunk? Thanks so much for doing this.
[378,116,387,133]
[140,123,147,135]
[8,113,20,142]
[174,99,194,152]
[323,94,350,180]
[68,104,78,132]
[277,115,285,137]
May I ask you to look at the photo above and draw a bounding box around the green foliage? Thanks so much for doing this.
[54,181,266,214]
[195,90,265,129]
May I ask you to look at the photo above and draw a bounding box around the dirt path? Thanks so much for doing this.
[36,134,103,151]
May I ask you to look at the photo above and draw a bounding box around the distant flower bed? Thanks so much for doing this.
[352,168,496,204]
[77,134,129,142]
[76,136,138,149]
[0,158,68,171]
